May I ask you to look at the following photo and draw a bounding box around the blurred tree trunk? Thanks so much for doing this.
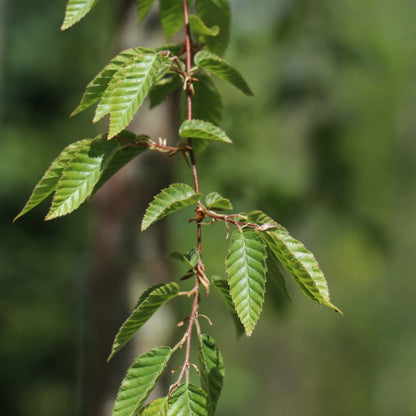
[83,2,178,415]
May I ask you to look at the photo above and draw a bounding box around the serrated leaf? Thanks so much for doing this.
[149,75,182,109]
[189,15,219,37]
[45,137,118,220]
[112,347,172,416]
[199,334,224,415]
[109,283,179,361]
[194,51,253,96]
[159,0,184,40]
[139,398,167,416]
[141,183,201,231]
[181,72,223,128]
[167,384,208,416]
[72,48,145,117]
[196,0,230,56]
[205,192,233,211]
[249,210,342,314]
[14,140,87,221]
[212,277,244,337]
[138,0,156,22]
[225,229,267,336]
[61,0,98,30]
[266,248,291,301]
[108,53,168,138]
[179,119,231,144]
[170,247,199,268]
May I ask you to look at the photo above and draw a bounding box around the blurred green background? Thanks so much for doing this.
[1,0,416,415]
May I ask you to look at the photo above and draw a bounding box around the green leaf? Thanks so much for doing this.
[212,277,244,337]
[225,229,267,336]
[139,398,167,416]
[181,72,223,127]
[266,248,291,301]
[14,140,87,221]
[205,192,233,211]
[108,53,168,138]
[45,137,118,220]
[72,48,145,117]
[199,334,224,415]
[112,346,172,416]
[196,0,230,56]
[170,247,199,268]
[159,0,184,40]
[249,210,342,314]
[194,51,253,96]
[167,384,208,416]
[149,75,182,109]
[141,183,201,231]
[61,0,98,30]
[138,0,156,22]
[179,119,231,144]
[189,15,219,37]
[109,283,179,361]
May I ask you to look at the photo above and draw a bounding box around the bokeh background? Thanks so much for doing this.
[2,0,416,415]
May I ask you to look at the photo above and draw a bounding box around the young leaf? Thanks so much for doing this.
[14,140,87,221]
[149,75,182,109]
[249,210,342,314]
[112,346,172,416]
[61,0,98,30]
[199,334,225,415]
[109,283,179,361]
[45,137,119,220]
[212,277,244,337]
[205,192,233,211]
[141,183,201,231]
[72,48,145,117]
[179,119,232,144]
[108,53,168,138]
[170,247,199,269]
[225,229,267,336]
[139,398,167,416]
[189,15,220,37]
[181,72,223,129]
[196,0,230,56]
[167,384,208,416]
[159,0,184,40]
[194,51,253,96]
[138,0,156,22]
[266,247,291,301]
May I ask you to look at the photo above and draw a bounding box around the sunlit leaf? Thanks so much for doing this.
[139,398,167,416]
[141,183,201,231]
[212,277,244,337]
[72,48,146,117]
[138,0,156,22]
[14,140,87,221]
[194,51,253,96]
[112,347,172,416]
[199,334,224,415]
[61,0,98,30]
[205,192,233,211]
[179,119,231,144]
[225,229,267,336]
[196,0,230,56]
[109,283,179,360]
[167,384,208,416]
[108,53,168,138]
[249,210,342,314]
[189,15,219,37]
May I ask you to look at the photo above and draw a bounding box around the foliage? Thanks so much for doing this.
[16,0,341,414]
